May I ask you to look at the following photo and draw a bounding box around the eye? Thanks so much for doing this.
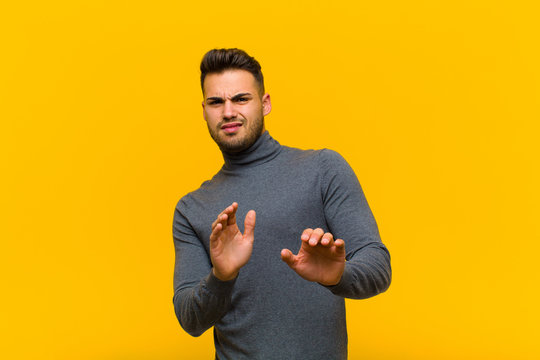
[236,97,248,103]
[208,99,223,105]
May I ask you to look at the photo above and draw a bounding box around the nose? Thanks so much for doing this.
[222,100,237,120]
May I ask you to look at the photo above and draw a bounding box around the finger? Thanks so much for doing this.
[309,228,325,246]
[211,208,228,230]
[301,228,313,242]
[243,210,256,240]
[226,202,238,225]
[218,213,228,230]
[333,239,346,256]
[280,248,296,267]
[211,214,221,230]
[321,232,334,247]
[334,239,345,249]
[210,222,223,243]
[212,203,236,229]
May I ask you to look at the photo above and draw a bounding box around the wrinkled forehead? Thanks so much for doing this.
[203,69,260,98]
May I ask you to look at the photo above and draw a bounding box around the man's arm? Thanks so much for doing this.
[281,149,391,299]
[172,201,255,336]
[319,149,391,298]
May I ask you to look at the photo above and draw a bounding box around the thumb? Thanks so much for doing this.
[243,210,256,239]
[280,249,296,267]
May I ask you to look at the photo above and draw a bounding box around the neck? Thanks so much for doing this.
[221,131,282,171]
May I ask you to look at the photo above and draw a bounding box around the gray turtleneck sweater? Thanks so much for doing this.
[172,131,391,360]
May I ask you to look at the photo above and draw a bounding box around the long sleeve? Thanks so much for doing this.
[172,201,236,337]
[318,149,392,299]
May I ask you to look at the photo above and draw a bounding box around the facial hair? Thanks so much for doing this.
[208,113,264,154]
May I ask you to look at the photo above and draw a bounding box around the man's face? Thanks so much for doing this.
[202,69,271,153]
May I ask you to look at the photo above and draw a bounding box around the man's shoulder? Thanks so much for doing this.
[281,146,357,185]
[175,172,224,212]
[281,145,347,167]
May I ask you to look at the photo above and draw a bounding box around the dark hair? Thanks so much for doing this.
[200,48,265,95]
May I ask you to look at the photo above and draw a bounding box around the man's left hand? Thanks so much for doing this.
[280,228,345,286]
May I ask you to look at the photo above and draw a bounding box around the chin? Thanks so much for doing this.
[217,135,251,153]
[219,142,248,153]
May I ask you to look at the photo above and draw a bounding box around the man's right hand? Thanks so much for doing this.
[210,202,256,281]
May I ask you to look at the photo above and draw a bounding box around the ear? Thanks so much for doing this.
[262,93,272,116]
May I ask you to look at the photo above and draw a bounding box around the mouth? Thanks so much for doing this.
[221,122,243,134]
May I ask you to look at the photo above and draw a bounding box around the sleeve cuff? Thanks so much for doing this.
[203,270,238,298]
[321,264,354,295]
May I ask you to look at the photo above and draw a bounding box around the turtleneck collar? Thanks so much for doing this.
[222,131,282,171]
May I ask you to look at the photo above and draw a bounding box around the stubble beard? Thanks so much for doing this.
[209,115,264,154]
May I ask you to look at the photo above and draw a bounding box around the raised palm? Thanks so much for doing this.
[281,228,346,286]
[210,203,256,281]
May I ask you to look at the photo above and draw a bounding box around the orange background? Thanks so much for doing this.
[1,1,539,359]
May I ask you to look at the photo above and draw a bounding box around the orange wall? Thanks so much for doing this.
[1,1,539,359]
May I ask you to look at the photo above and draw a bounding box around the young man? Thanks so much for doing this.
[173,48,391,359]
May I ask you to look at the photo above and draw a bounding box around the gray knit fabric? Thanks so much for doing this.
[173,131,391,360]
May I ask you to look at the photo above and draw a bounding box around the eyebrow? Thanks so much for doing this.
[206,92,253,102]
[231,93,252,101]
